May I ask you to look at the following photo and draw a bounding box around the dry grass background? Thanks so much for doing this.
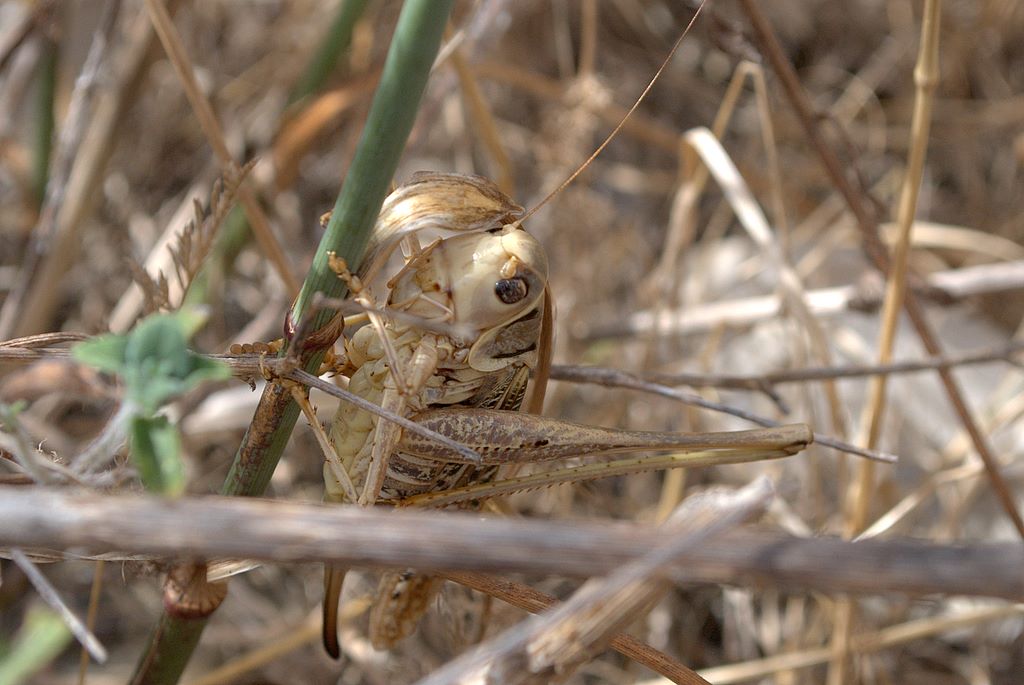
[2,0,1024,683]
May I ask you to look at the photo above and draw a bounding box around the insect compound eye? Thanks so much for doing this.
[494,277,529,304]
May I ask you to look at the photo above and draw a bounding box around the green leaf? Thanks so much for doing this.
[129,415,185,497]
[0,605,72,685]
[123,311,193,378]
[72,333,129,374]
[73,309,230,413]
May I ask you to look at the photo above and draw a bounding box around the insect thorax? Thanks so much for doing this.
[328,323,531,504]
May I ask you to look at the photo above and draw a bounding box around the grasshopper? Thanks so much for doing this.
[322,172,549,655]
[320,172,812,657]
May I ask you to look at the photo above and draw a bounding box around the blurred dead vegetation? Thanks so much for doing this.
[1,0,1024,683]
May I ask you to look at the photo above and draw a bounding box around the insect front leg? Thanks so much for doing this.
[329,251,410,393]
[358,333,440,506]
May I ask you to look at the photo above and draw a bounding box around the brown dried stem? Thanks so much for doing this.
[449,45,514,195]
[413,480,773,685]
[0,0,120,339]
[695,604,1024,685]
[4,0,183,338]
[2,488,1022,602]
[738,0,1024,542]
[444,571,710,685]
[3,337,1021,391]
[587,259,1024,340]
[831,2,944,681]
[143,0,300,296]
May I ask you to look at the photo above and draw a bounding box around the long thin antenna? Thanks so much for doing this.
[516,0,709,225]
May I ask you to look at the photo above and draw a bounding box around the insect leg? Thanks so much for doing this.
[329,250,410,392]
[357,334,440,506]
[398,407,812,464]
[322,567,346,659]
[369,572,445,649]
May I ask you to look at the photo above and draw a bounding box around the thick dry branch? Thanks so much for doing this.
[444,571,708,685]
[0,488,1021,602]
[414,472,762,685]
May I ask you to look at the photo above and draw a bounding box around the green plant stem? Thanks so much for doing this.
[228,0,456,495]
[129,614,206,685]
[292,1,454,323]
[128,2,455,683]
[31,35,57,210]
[289,0,372,105]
